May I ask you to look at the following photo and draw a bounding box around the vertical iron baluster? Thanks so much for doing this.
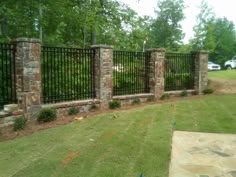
[12,44,16,103]
[85,49,87,99]
[66,48,69,101]
[70,48,72,100]
[75,49,78,100]
[63,48,65,101]
[9,44,12,103]
[80,49,82,99]
[85,49,88,99]
[59,47,62,101]
[1,44,5,104]
[5,44,9,103]
[77,49,81,100]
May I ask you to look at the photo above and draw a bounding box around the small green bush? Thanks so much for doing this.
[132,98,141,105]
[13,116,27,131]
[68,106,79,115]
[180,90,188,97]
[146,96,155,102]
[109,100,121,109]
[160,93,170,100]
[202,88,214,95]
[37,108,57,122]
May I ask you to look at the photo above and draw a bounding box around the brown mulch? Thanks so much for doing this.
[0,95,204,142]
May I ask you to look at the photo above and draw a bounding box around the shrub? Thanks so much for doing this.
[202,88,214,95]
[109,100,121,109]
[37,108,57,122]
[13,116,27,131]
[180,90,188,97]
[132,98,141,105]
[160,93,170,100]
[68,106,79,115]
[165,74,192,91]
[146,96,155,102]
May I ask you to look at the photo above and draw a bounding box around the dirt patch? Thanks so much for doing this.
[60,151,80,165]
[138,119,150,125]
[208,78,236,94]
[103,132,116,138]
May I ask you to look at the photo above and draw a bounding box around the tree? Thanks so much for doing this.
[0,0,152,49]
[203,22,216,52]
[190,0,214,50]
[210,18,236,65]
[148,0,185,50]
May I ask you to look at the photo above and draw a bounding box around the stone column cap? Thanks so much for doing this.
[13,38,41,43]
[145,48,166,52]
[91,45,113,49]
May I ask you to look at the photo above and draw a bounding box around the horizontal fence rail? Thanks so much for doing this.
[164,53,195,91]
[0,43,17,109]
[41,46,96,103]
[113,51,150,96]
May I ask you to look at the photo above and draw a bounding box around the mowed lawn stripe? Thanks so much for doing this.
[0,95,236,177]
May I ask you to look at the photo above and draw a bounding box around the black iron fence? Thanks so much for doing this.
[113,51,150,96]
[164,53,195,91]
[41,46,96,103]
[0,43,17,108]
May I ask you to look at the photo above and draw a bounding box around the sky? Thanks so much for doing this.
[120,0,236,43]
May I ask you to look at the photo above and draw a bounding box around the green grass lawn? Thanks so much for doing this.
[1,95,236,177]
[208,70,236,79]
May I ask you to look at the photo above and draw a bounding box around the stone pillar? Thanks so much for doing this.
[91,45,113,109]
[191,51,208,93]
[146,48,165,99]
[15,38,42,115]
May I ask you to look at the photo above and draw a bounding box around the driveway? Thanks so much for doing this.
[169,131,236,177]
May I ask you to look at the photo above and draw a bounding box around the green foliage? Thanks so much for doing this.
[191,0,214,50]
[113,53,147,95]
[132,98,141,105]
[149,0,185,50]
[165,73,193,91]
[13,116,27,131]
[202,88,214,94]
[191,1,236,66]
[209,18,236,66]
[160,93,170,100]
[109,100,121,109]
[41,51,94,103]
[37,108,57,122]
[0,0,151,50]
[68,106,79,115]
[180,90,188,97]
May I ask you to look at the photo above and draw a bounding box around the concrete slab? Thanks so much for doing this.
[169,131,236,177]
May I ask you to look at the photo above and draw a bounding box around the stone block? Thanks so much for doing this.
[4,104,18,113]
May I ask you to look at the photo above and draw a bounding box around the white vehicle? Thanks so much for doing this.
[224,56,236,69]
[208,61,221,71]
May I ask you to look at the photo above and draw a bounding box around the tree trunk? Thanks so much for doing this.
[39,0,43,41]
[91,31,96,45]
